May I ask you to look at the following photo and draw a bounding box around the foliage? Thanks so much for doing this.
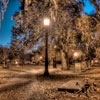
[11,0,83,58]
[11,0,100,69]
[0,45,9,63]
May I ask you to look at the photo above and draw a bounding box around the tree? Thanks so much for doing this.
[11,0,83,75]
[0,45,9,68]
[75,13,99,67]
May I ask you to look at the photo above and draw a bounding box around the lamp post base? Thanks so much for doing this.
[44,70,49,76]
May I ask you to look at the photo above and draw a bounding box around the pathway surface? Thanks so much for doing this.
[0,66,61,100]
[0,72,47,100]
[0,65,100,100]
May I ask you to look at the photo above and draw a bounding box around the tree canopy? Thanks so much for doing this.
[10,0,100,71]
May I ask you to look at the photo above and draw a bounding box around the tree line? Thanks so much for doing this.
[1,0,100,75]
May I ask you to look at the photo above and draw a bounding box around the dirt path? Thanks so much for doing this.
[36,67,100,100]
[0,72,47,100]
[0,66,100,100]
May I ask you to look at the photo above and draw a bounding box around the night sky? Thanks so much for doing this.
[0,0,20,46]
[0,0,96,46]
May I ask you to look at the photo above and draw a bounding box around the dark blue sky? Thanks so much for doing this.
[0,0,96,46]
[0,0,20,46]
[83,0,96,14]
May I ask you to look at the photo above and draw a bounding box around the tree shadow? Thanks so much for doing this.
[37,74,85,81]
[0,80,33,93]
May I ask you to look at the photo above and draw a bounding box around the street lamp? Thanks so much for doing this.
[44,18,50,26]
[40,56,43,60]
[54,45,57,49]
[43,18,50,76]
[73,51,82,62]
[15,61,18,64]
[74,52,79,58]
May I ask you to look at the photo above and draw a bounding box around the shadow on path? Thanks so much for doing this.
[0,80,33,93]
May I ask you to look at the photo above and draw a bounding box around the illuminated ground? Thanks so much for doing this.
[0,65,100,100]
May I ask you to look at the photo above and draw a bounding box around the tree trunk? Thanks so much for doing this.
[67,59,70,70]
[60,50,67,70]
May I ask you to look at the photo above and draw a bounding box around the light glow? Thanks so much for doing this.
[74,52,79,57]
[44,18,50,26]
[54,45,57,49]
[16,61,18,64]
[40,56,43,59]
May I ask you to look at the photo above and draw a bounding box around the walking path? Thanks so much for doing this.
[0,65,100,100]
[0,73,46,100]
[0,66,61,100]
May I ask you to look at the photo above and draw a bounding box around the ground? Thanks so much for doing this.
[37,68,100,100]
[0,65,100,100]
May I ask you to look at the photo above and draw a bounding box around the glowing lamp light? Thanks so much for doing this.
[74,52,79,57]
[54,45,57,49]
[44,18,50,26]
[40,56,43,59]
[16,61,18,64]
[95,60,98,63]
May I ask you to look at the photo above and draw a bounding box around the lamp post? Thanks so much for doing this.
[43,18,50,76]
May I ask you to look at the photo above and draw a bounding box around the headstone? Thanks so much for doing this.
[75,63,81,72]
[81,61,87,70]
[58,80,87,93]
